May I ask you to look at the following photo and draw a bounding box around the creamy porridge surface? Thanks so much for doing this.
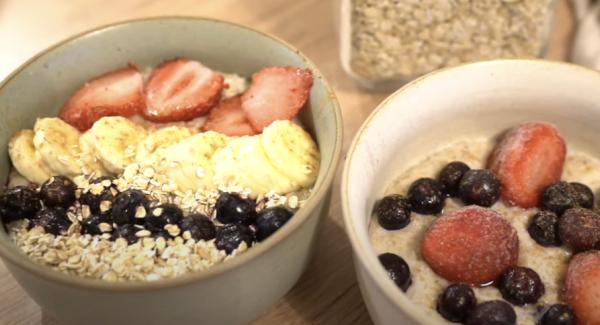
[369,138,600,324]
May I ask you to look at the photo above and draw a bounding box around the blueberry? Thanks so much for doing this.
[80,214,111,235]
[32,207,71,235]
[498,266,545,306]
[145,204,183,232]
[538,304,576,325]
[378,252,411,292]
[40,176,76,208]
[111,189,149,226]
[111,224,139,244]
[541,181,579,215]
[0,186,41,223]
[179,214,216,241]
[255,207,294,241]
[458,169,501,207]
[528,211,561,247]
[570,182,594,209]
[373,195,411,230]
[215,224,254,254]
[466,301,516,325]
[438,161,471,197]
[407,178,445,215]
[215,193,257,225]
[80,176,117,216]
[436,283,477,322]
[559,207,600,252]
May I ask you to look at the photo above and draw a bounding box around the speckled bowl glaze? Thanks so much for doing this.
[342,60,600,325]
[0,17,342,325]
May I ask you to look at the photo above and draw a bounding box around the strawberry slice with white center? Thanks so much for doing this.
[143,58,224,123]
[202,96,256,137]
[241,66,313,132]
[59,65,144,131]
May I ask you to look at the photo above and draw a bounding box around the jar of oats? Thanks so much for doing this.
[340,0,558,89]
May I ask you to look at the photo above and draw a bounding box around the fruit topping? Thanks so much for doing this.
[59,66,145,131]
[241,66,313,132]
[528,211,561,247]
[407,178,445,215]
[378,252,412,292]
[497,266,545,306]
[541,181,582,215]
[215,193,257,226]
[255,207,294,241]
[565,251,600,324]
[436,283,477,322]
[179,214,216,241]
[0,186,41,223]
[80,214,112,235]
[33,118,84,177]
[79,176,117,216]
[145,204,183,233]
[8,129,52,184]
[458,169,501,207]
[111,224,139,245]
[438,161,470,197]
[31,207,71,236]
[373,194,412,230]
[570,182,594,209]
[538,304,576,325]
[559,208,600,252]
[202,95,256,136]
[40,176,76,208]
[143,58,224,123]
[110,189,149,226]
[488,122,566,208]
[215,224,254,254]
[466,300,517,325]
[421,206,519,285]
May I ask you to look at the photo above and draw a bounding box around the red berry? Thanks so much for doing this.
[565,251,600,324]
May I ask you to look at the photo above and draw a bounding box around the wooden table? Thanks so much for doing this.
[0,0,575,324]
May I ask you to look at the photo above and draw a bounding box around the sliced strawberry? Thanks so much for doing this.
[241,66,313,132]
[59,65,144,131]
[202,96,256,136]
[421,206,519,285]
[488,122,566,208]
[565,251,600,324]
[143,58,224,123]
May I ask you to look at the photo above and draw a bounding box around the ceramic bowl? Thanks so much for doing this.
[0,17,342,325]
[342,60,600,324]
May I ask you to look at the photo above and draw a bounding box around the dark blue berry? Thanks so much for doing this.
[528,211,561,247]
[111,189,149,225]
[466,301,516,325]
[255,207,293,241]
[215,224,254,254]
[80,176,117,216]
[80,214,111,235]
[145,204,183,232]
[498,266,545,306]
[407,178,445,215]
[438,161,470,197]
[40,176,76,208]
[215,193,257,225]
[179,214,216,241]
[111,224,139,244]
[378,253,411,292]
[374,195,411,230]
[437,283,477,322]
[0,186,41,223]
[570,182,594,209]
[541,181,583,215]
[538,304,576,325]
[458,169,501,207]
[559,207,600,252]
[32,207,71,235]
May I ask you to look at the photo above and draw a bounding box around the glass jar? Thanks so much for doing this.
[340,0,558,90]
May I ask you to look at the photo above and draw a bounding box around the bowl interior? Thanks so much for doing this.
[343,60,600,323]
[0,17,341,288]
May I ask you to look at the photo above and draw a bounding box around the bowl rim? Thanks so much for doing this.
[340,59,600,324]
[0,16,343,291]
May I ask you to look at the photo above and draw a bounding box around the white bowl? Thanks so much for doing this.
[341,60,600,324]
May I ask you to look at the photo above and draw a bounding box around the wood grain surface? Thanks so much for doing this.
[0,0,574,324]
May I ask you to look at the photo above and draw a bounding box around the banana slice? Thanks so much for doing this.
[154,131,229,192]
[8,129,53,184]
[33,118,83,177]
[261,120,320,188]
[90,116,147,174]
[213,136,295,196]
[136,126,193,162]
[79,131,109,177]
